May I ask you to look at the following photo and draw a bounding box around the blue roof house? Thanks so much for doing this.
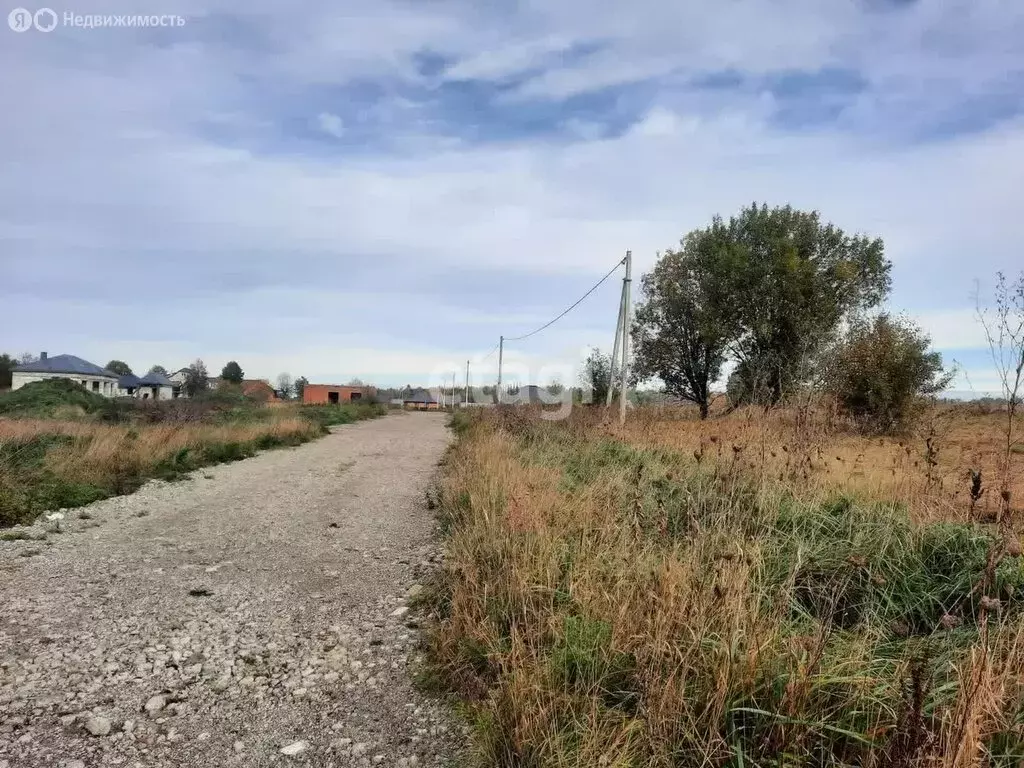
[12,352,120,397]
[12,352,176,400]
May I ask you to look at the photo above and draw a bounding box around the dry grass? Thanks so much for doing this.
[0,413,324,526]
[611,403,1024,524]
[428,407,1024,767]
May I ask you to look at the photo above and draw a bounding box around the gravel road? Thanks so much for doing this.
[0,412,461,768]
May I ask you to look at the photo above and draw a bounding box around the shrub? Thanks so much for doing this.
[0,379,111,418]
[825,314,953,434]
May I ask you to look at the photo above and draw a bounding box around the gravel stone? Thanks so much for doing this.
[0,414,462,767]
[280,740,309,756]
[84,716,111,736]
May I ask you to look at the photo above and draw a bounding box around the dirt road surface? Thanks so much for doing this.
[0,413,460,767]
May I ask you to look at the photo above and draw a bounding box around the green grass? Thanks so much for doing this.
[0,379,114,419]
[299,403,387,427]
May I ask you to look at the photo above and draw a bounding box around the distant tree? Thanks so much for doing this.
[718,204,891,404]
[0,354,15,389]
[149,365,169,376]
[825,314,953,434]
[347,377,365,386]
[546,380,565,395]
[581,348,613,404]
[631,236,733,419]
[221,361,244,383]
[105,360,133,376]
[19,352,33,364]
[276,373,294,400]
[183,359,209,398]
[293,376,309,401]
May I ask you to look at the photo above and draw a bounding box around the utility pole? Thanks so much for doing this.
[465,360,470,405]
[496,335,504,405]
[619,250,632,426]
[606,259,627,407]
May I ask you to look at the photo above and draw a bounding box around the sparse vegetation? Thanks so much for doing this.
[427,406,1024,767]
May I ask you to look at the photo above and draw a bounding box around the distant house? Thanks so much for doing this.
[168,368,189,398]
[118,373,142,396]
[303,384,375,405]
[168,367,216,398]
[402,389,439,410]
[12,352,119,396]
[117,371,174,400]
[138,371,174,400]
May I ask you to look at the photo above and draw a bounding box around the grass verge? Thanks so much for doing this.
[426,408,1024,767]
[0,401,386,526]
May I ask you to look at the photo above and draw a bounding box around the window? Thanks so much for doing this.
[327,391,339,404]
[92,381,99,392]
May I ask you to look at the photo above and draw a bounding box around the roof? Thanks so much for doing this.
[403,388,437,404]
[118,373,142,388]
[15,354,117,378]
[138,371,173,387]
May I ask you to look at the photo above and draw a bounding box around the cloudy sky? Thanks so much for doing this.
[2,0,1022,392]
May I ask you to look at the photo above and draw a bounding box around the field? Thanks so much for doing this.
[0,380,385,526]
[428,404,1024,767]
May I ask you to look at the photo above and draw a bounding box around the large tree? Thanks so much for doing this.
[183,359,209,397]
[105,360,132,376]
[148,365,169,376]
[293,376,308,401]
[221,361,244,383]
[722,204,890,404]
[631,233,733,418]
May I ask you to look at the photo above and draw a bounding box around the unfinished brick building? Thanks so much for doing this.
[302,384,375,405]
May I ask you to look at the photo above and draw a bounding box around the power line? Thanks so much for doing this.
[503,257,626,342]
[480,340,501,361]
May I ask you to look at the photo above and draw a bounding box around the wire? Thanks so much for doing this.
[480,340,501,361]
[503,257,626,342]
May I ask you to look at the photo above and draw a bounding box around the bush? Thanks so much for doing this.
[825,314,953,434]
[0,379,112,418]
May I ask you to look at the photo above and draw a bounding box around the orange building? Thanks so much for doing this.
[303,384,375,405]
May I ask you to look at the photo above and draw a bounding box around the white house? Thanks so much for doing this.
[117,371,175,400]
[12,353,120,396]
[169,368,190,398]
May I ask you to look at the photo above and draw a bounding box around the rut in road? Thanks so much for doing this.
[0,412,461,768]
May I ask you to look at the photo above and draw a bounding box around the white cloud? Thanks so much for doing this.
[315,111,345,138]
